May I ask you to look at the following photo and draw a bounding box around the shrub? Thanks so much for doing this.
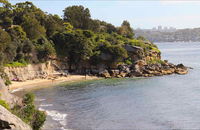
[32,110,46,130]
[23,93,35,105]
[125,58,132,65]
[11,93,46,130]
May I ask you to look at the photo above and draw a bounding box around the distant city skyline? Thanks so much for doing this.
[10,0,200,29]
[136,26,177,32]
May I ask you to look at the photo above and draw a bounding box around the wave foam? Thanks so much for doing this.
[40,104,53,107]
[35,98,46,101]
[11,88,24,93]
[39,108,67,127]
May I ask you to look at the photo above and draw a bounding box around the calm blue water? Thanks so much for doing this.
[34,42,200,130]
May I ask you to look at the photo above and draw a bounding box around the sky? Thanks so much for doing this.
[9,0,200,29]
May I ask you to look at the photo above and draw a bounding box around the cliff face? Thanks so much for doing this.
[0,105,32,130]
[4,61,64,81]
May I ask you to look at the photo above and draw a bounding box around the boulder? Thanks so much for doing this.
[0,105,31,130]
[175,68,188,75]
[109,70,120,77]
[175,64,188,75]
[124,45,143,53]
[99,70,111,78]
[119,72,127,77]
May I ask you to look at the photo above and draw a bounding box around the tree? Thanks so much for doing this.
[118,20,134,38]
[7,25,27,41]
[35,37,55,62]
[63,5,91,29]
[21,15,46,40]
[0,28,11,52]
[44,14,64,37]
[0,0,13,29]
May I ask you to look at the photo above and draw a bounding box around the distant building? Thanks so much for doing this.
[164,26,168,30]
[158,26,162,31]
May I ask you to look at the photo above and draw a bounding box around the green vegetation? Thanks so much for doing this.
[0,0,160,72]
[5,61,28,67]
[0,93,46,130]
[0,99,10,110]
[12,93,46,130]
[147,58,164,65]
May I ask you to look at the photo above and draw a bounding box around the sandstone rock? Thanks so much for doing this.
[109,70,120,77]
[119,72,127,77]
[129,71,143,77]
[0,105,32,130]
[99,70,111,78]
[124,45,143,53]
[175,68,188,75]
[117,64,130,73]
[4,61,62,81]
[175,64,188,75]
[0,79,22,108]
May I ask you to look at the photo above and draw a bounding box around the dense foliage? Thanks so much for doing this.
[0,0,159,71]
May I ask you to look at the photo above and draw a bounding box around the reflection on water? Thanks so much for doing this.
[35,42,200,130]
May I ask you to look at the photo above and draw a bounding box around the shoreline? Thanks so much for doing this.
[9,75,100,93]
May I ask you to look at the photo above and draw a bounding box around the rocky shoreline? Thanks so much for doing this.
[99,60,188,78]
[0,60,188,130]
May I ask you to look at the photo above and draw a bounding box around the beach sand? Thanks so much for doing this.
[9,75,100,93]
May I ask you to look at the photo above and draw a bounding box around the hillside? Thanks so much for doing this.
[0,1,163,75]
[135,28,200,42]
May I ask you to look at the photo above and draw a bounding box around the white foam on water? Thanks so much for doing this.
[40,104,53,107]
[35,98,46,101]
[61,126,72,130]
[161,47,200,52]
[39,107,68,128]
[11,88,24,93]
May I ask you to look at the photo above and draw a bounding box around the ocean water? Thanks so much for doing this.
[34,42,200,130]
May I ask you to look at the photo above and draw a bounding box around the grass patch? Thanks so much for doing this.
[4,61,28,67]
[151,47,161,53]
[147,58,164,65]
[0,99,10,110]
[128,39,160,53]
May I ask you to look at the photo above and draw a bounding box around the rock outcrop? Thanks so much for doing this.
[99,60,188,78]
[0,105,31,130]
[0,79,22,108]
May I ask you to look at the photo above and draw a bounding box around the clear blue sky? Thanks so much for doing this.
[10,0,200,29]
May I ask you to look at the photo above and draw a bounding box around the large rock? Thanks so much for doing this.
[99,70,111,78]
[0,79,22,108]
[124,45,143,53]
[109,70,120,77]
[175,64,188,75]
[0,105,31,130]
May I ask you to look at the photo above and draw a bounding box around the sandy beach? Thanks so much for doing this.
[9,75,100,93]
